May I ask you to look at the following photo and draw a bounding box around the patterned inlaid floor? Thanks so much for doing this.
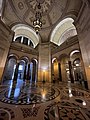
[0,81,90,120]
[0,83,60,105]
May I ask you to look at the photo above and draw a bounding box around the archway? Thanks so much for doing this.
[30,59,38,84]
[70,50,85,84]
[50,18,77,46]
[3,56,17,83]
[52,58,59,82]
[18,60,26,80]
[59,54,70,82]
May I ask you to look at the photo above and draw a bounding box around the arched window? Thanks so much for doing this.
[15,36,22,43]
[23,37,28,45]
[14,36,34,48]
[29,40,34,48]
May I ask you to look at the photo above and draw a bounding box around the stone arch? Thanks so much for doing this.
[69,49,85,82]
[69,49,80,58]
[8,54,19,61]
[11,24,40,48]
[19,56,30,64]
[3,54,18,82]
[31,57,38,63]
[59,54,70,62]
[50,17,77,46]
[30,58,38,83]
[52,57,59,82]
[52,57,58,63]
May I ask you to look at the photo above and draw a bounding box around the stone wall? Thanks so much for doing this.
[75,2,90,89]
[0,20,14,81]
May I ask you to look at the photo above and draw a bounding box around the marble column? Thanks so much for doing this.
[38,43,51,82]
[13,62,19,82]
[26,63,30,81]
[32,61,36,83]
[23,63,27,81]
[52,62,54,82]
[58,62,62,81]
[68,61,74,83]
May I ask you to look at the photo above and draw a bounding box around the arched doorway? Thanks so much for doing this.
[69,49,86,84]
[59,54,70,82]
[70,50,84,82]
[3,56,17,83]
[30,59,37,84]
[18,60,26,80]
[52,58,59,82]
[19,57,29,82]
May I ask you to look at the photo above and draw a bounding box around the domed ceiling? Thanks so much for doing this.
[3,0,67,28]
[2,0,82,43]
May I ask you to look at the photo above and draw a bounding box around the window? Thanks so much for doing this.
[23,37,28,45]
[29,40,34,47]
[15,36,22,43]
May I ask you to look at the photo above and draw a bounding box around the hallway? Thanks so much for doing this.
[0,81,90,120]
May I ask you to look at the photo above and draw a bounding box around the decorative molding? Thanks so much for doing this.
[18,2,24,10]
[51,36,79,55]
[10,42,39,55]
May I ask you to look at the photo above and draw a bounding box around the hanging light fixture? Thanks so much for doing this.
[33,3,42,34]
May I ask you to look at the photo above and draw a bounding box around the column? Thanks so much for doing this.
[38,43,51,82]
[28,40,30,46]
[68,61,74,83]
[51,62,54,82]
[35,61,38,83]
[43,70,45,83]
[13,61,19,83]
[32,61,36,83]
[26,63,30,81]
[58,62,62,81]
[21,36,24,43]
[23,63,27,81]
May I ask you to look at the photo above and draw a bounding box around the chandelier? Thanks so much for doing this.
[33,3,42,34]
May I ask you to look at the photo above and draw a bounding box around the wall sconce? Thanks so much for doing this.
[88,65,90,68]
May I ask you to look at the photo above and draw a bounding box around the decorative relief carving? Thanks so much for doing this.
[25,0,54,15]
[18,2,24,10]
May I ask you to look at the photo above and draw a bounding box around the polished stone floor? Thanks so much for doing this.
[0,80,90,120]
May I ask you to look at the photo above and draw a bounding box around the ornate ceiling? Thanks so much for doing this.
[2,0,82,43]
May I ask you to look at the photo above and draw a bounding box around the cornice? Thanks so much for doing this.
[10,42,39,56]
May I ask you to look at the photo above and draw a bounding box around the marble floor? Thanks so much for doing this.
[0,80,90,120]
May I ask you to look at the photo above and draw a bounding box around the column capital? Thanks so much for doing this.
[17,60,20,64]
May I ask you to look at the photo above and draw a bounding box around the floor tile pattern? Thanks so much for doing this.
[0,107,15,120]
[21,106,41,118]
[0,82,90,120]
[0,83,60,105]
[44,101,88,120]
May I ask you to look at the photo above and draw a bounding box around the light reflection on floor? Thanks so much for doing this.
[0,80,90,120]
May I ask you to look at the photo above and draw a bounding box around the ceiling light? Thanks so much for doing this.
[33,3,42,34]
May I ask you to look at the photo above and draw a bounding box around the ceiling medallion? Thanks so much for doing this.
[26,0,54,34]
[26,0,53,15]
